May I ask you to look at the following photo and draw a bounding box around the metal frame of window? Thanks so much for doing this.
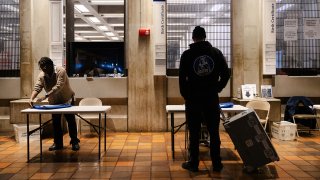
[276,0,320,76]
[166,0,231,76]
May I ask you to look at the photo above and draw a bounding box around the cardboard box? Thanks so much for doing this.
[271,121,297,141]
[13,124,40,143]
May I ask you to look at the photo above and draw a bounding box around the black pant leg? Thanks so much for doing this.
[204,104,222,165]
[64,114,79,144]
[52,114,63,146]
[185,102,201,166]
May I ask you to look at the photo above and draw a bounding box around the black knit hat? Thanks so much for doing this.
[192,26,206,39]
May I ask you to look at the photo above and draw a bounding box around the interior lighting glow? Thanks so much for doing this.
[105,32,115,36]
[88,17,101,23]
[98,26,109,31]
[74,4,90,13]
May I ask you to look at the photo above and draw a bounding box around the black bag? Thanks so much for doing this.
[284,96,317,129]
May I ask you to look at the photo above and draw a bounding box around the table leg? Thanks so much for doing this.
[39,114,42,162]
[27,114,30,162]
[171,112,175,160]
[98,113,101,159]
[104,113,106,152]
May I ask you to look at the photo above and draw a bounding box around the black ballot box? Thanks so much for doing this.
[223,109,279,170]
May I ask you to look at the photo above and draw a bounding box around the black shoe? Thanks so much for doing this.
[213,163,224,172]
[71,143,80,151]
[182,161,199,172]
[48,144,63,151]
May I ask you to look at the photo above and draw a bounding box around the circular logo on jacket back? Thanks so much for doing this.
[193,55,214,76]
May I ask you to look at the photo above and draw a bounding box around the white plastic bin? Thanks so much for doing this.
[13,124,40,143]
[271,121,297,141]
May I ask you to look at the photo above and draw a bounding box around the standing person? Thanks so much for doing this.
[179,26,230,172]
[29,57,80,151]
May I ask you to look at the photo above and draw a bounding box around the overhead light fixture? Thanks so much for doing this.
[167,30,186,33]
[105,32,115,36]
[75,36,84,41]
[167,23,189,26]
[87,17,101,23]
[169,0,206,4]
[168,13,196,18]
[98,26,109,31]
[75,30,98,33]
[90,0,124,5]
[83,35,105,38]
[74,24,91,27]
[74,4,90,13]
[108,24,124,27]
[100,13,124,18]
[111,37,120,40]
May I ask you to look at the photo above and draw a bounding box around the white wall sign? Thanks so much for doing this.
[49,0,63,67]
[284,19,298,41]
[153,0,166,75]
[262,0,276,75]
[303,18,320,39]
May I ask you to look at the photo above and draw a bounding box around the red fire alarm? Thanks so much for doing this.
[139,28,150,36]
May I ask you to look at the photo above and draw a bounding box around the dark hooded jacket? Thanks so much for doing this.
[179,41,230,103]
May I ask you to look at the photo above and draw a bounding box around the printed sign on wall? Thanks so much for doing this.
[284,19,298,41]
[263,0,276,75]
[153,0,166,75]
[303,18,320,40]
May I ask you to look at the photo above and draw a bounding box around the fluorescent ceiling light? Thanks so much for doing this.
[168,30,186,33]
[75,31,98,33]
[108,24,124,27]
[91,0,124,5]
[74,4,90,13]
[91,40,111,42]
[83,35,105,38]
[111,37,119,40]
[100,13,124,18]
[75,36,85,40]
[168,13,196,18]
[105,32,115,36]
[168,35,183,38]
[88,17,101,23]
[167,23,189,26]
[169,0,206,4]
[98,26,109,31]
[74,24,91,27]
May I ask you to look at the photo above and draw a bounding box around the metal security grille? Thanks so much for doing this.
[0,0,20,77]
[166,0,231,74]
[276,0,320,75]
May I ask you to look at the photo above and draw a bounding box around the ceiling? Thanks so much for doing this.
[72,0,124,42]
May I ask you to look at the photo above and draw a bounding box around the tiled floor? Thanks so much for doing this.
[0,130,320,179]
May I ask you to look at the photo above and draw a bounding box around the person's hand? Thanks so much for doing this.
[29,99,34,108]
[36,96,46,102]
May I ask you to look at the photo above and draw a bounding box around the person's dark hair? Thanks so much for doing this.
[192,26,206,40]
[38,57,54,68]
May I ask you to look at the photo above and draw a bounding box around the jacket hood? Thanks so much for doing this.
[189,41,212,49]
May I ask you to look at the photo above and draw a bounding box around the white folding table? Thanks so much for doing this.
[21,106,111,162]
[166,104,248,160]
